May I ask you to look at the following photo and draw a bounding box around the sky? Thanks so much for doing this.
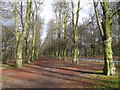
[40,0,54,43]
[40,0,93,43]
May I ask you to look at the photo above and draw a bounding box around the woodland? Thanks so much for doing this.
[0,0,120,88]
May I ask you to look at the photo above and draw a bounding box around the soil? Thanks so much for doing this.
[1,57,120,88]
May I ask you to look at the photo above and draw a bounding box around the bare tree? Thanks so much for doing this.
[71,0,80,64]
[16,0,32,68]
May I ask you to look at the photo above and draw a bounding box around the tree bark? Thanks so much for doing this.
[103,37,116,76]
[31,24,36,61]
[16,0,31,68]
[25,25,31,63]
[14,0,19,63]
[71,0,80,64]
[93,0,116,76]
[102,1,116,76]
[63,4,67,61]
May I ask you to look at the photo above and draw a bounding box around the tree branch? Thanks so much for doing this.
[93,0,104,37]
[2,25,16,35]
[110,8,120,19]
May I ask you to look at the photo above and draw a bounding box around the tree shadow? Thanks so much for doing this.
[34,64,103,75]
[8,63,118,88]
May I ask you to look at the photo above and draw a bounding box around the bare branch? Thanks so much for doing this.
[93,0,104,37]
[2,25,16,35]
[110,8,120,18]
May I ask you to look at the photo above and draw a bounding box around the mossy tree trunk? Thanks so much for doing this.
[102,1,116,76]
[71,0,80,64]
[35,24,41,60]
[35,29,40,59]
[16,0,32,68]
[31,5,39,61]
[14,0,19,61]
[31,16,36,61]
[25,24,31,63]
[93,0,117,76]
[34,2,42,60]
[103,36,116,76]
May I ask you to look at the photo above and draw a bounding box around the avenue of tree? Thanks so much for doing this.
[1,0,120,76]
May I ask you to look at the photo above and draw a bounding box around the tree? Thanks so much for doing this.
[71,0,80,64]
[25,21,31,63]
[52,2,63,60]
[31,2,43,61]
[42,19,58,57]
[16,0,32,68]
[93,0,120,76]
[14,0,20,63]
[34,17,43,59]
[31,8,36,61]
[62,0,70,61]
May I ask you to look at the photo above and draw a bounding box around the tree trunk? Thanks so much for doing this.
[14,0,19,63]
[35,49,39,59]
[58,20,61,60]
[16,1,31,68]
[25,27,31,63]
[85,48,87,57]
[32,28,35,61]
[56,47,59,58]
[58,32,61,60]
[63,6,67,61]
[71,0,80,64]
[73,26,79,64]
[102,1,116,76]
[31,8,37,61]
[103,37,116,76]
[93,0,116,75]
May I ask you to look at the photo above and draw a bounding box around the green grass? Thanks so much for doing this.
[91,70,120,88]
[78,63,88,65]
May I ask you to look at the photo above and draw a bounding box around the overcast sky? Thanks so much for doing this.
[40,0,53,43]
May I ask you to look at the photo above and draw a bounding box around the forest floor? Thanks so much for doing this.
[1,57,120,88]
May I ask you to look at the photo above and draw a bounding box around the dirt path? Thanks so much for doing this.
[2,57,120,88]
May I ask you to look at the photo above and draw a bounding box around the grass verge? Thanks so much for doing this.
[91,70,119,88]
